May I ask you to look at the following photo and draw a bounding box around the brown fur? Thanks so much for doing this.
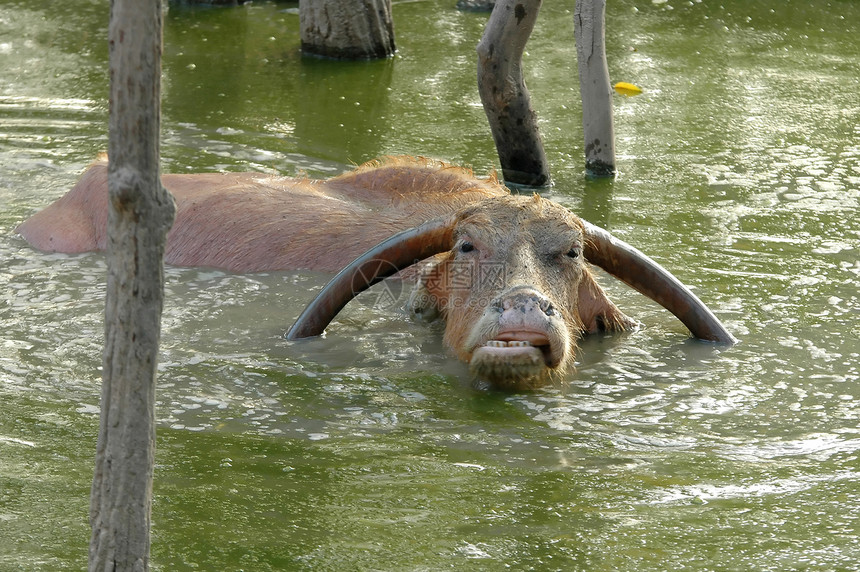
[406,194,635,389]
[18,156,635,388]
[17,156,505,272]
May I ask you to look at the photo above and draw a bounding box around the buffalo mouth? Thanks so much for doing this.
[469,329,564,390]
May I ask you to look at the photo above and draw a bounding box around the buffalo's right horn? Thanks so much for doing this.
[582,220,737,344]
[286,216,456,340]
[287,210,736,345]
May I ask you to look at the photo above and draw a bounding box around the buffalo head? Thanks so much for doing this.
[287,194,734,390]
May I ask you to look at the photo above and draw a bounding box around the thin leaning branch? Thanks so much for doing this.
[477,0,549,187]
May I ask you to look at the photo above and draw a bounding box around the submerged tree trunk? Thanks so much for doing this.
[300,0,396,60]
[574,0,616,177]
[168,0,245,5]
[457,0,495,11]
[89,0,175,569]
[477,0,549,187]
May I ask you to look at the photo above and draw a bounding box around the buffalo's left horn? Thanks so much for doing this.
[286,216,456,340]
[581,220,737,344]
[287,213,735,345]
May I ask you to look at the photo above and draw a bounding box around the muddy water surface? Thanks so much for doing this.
[1,1,859,570]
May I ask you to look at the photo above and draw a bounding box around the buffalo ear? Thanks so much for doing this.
[576,267,639,334]
[406,254,449,322]
[581,219,736,344]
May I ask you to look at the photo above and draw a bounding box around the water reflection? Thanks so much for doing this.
[294,58,394,162]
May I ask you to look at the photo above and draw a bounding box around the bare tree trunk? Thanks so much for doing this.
[300,0,396,60]
[477,0,549,187]
[89,0,175,570]
[574,0,616,177]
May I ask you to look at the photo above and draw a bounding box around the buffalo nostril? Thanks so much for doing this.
[539,298,556,316]
[496,290,557,316]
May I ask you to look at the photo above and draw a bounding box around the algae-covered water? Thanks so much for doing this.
[1,1,858,570]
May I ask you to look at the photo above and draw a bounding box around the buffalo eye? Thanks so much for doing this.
[459,242,475,254]
[566,247,580,259]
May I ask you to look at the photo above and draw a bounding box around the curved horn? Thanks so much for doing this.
[287,217,456,340]
[582,220,737,344]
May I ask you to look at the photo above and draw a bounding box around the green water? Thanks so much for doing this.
[1,0,859,570]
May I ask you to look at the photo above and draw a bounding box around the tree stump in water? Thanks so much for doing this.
[300,0,396,60]
[169,0,247,5]
[457,0,495,11]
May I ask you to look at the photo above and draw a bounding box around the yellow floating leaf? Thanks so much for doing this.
[614,82,643,96]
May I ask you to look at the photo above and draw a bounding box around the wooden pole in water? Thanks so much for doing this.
[574,0,616,177]
[477,0,550,187]
[89,0,175,569]
[300,0,396,60]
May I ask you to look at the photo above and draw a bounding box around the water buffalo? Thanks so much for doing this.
[17,156,734,389]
